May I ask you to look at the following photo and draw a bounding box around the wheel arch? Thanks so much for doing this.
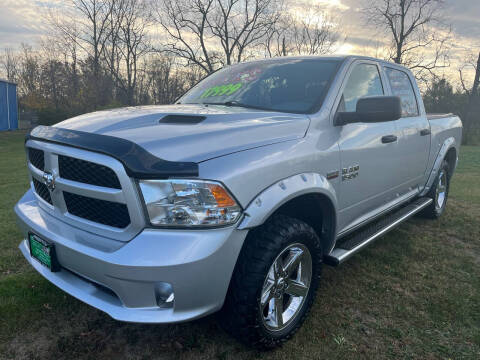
[421,137,458,196]
[238,173,338,254]
[444,146,457,177]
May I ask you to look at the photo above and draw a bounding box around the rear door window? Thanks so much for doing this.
[385,68,419,117]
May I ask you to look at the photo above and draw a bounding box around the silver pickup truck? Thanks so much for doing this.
[15,55,462,348]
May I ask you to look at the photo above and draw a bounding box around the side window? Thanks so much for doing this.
[338,63,384,112]
[385,68,419,117]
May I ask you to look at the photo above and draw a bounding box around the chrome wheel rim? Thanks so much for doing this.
[435,170,447,210]
[260,243,312,331]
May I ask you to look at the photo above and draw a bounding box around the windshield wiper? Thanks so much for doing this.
[200,101,267,111]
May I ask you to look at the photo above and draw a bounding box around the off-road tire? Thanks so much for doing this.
[220,214,322,349]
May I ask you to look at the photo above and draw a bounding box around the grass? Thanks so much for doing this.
[0,130,479,359]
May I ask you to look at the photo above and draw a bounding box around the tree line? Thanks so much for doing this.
[0,0,478,143]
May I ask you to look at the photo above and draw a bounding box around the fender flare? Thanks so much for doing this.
[420,136,458,196]
[237,173,338,244]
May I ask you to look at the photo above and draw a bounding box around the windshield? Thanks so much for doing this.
[179,59,341,114]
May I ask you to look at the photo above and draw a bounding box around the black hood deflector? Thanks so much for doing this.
[26,126,199,179]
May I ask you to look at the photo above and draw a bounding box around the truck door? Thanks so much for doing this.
[335,61,401,233]
[384,67,430,190]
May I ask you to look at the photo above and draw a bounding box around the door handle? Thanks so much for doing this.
[420,129,431,136]
[381,135,397,143]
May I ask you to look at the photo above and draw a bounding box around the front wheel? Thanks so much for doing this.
[220,215,322,349]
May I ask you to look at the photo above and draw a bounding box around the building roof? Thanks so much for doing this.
[0,78,17,85]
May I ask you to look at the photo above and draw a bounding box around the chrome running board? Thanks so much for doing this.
[324,197,433,266]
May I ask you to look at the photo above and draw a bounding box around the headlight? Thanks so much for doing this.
[139,179,242,227]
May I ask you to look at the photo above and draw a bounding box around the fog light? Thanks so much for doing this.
[154,282,174,308]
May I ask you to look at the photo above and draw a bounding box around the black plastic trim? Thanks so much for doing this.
[159,114,206,124]
[26,126,199,179]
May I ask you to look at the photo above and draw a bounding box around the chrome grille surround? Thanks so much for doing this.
[25,139,146,242]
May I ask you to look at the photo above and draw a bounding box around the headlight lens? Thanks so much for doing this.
[139,179,242,227]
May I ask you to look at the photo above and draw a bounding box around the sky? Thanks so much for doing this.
[0,0,478,85]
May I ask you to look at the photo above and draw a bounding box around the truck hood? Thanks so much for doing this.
[55,104,310,162]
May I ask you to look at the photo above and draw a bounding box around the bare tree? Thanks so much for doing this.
[42,18,83,113]
[362,0,451,83]
[155,0,217,73]
[48,0,116,108]
[154,0,281,74]
[459,52,480,98]
[209,0,280,65]
[104,0,126,93]
[52,1,115,73]
[16,45,42,108]
[140,54,201,104]
[0,48,19,82]
[103,0,152,105]
[265,6,340,57]
[74,0,114,78]
[459,51,480,144]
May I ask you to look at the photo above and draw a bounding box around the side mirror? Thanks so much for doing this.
[335,96,402,126]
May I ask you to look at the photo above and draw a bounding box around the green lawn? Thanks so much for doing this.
[1,131,479,359]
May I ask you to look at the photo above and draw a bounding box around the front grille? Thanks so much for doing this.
[28,148,45,171]
[26,141,142,239]
[63,192,130,228]
[59,155,121,189]
[32,178,52,204]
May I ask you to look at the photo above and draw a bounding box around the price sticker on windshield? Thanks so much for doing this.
[200,82,243,98]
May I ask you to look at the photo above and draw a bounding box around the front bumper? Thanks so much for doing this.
[15,190,248,323]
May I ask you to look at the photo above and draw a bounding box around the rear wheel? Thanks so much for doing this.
[421,160,449,219]
[220,215,322,349]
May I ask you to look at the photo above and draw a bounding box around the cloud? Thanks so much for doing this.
[445,0,480,42]
[325,0,478,83]
[0,0,477,83]
[0,0,51,47]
